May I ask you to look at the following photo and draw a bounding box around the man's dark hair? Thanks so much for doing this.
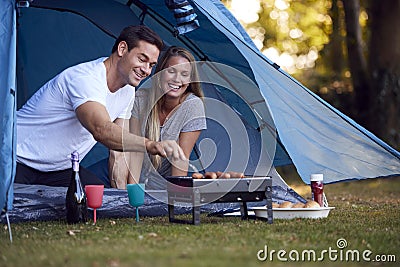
[111,25,164,53]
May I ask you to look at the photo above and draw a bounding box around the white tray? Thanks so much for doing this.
[253,207,335,219]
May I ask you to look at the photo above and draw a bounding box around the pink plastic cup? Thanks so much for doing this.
[85,185,104,224]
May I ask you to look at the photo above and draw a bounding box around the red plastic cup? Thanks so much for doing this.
[85,185,104,224]
[310,174,324,207]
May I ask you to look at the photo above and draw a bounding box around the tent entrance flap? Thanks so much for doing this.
[0,0,17,212]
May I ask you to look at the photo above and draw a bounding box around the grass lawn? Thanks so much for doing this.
[1,174,399,267]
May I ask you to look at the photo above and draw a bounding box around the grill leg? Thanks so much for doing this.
[168,195,175,223]
[192,189,201,225]
[192,206,200,225]
[240,202,248,220]
[265,184,273,224]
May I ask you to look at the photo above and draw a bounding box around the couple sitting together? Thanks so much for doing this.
[15,25,206,190]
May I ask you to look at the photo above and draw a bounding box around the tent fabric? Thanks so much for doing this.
[1,0,400,216]
[0,0,17,213]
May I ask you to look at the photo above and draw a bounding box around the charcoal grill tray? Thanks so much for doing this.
[166,176,273,225]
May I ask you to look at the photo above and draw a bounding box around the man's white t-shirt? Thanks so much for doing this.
[17,57,135,171]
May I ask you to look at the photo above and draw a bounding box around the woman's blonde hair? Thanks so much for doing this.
[144,46,203,169]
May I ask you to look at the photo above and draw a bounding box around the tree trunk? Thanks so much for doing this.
[329,0,344,79]
[368,0,400,149]
[342,0,371,128]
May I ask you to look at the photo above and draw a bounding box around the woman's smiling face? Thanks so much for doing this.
[160,56,192,99]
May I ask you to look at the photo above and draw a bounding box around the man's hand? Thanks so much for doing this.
[145,140,187,161]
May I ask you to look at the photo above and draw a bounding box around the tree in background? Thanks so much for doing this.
[224,0,400,149]
[366,0,399,149]
[329,0,399,149]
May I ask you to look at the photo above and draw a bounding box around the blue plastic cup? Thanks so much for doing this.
[127,183,145,222]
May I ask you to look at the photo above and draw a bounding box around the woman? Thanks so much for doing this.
[111,46,206,189]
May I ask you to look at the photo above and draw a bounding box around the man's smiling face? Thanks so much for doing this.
[118,40,160,87]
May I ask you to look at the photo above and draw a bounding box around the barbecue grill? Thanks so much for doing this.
[166,176,273,225]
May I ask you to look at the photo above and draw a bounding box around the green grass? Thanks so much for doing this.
[1,176,399,267]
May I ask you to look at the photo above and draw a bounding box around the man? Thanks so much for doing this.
[15,25,186,187]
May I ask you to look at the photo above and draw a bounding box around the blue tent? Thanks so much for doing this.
[1,0,17,214]
[1,0,400,217]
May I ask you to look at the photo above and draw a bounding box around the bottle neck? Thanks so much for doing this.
[72,161,79,172]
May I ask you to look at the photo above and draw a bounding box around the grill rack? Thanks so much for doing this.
[166,176,273,225]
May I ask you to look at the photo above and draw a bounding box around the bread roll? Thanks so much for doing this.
[304,200,320,208]
[272,202,280,208]
[279,201,293,208]
[292,202,305,208]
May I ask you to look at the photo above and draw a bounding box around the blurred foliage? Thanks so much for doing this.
[257,0,331,63]
[222,0,365,114]
[223,0,400,149]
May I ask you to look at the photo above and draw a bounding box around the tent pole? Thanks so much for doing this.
[5,211,13,243]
